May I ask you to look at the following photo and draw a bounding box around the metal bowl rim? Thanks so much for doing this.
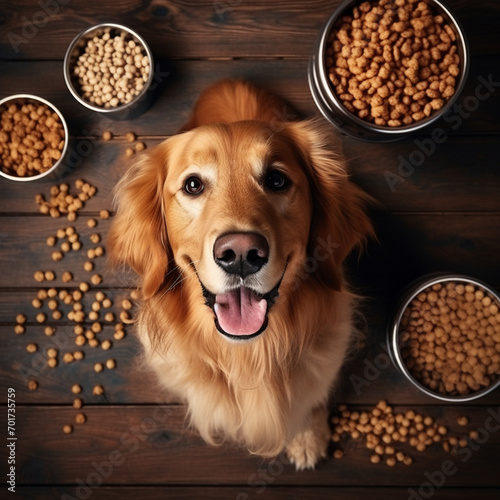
[0,94,69,182]
[388,273,500,402]
[63,22,154,114]
[313,0,470,135]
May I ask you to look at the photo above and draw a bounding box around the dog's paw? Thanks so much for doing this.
[286,428,327,470]
[285,407,330,470]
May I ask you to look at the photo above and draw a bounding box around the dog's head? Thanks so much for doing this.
[108,120,373,341]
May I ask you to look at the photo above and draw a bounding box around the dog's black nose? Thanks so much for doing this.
[214,232,269,278]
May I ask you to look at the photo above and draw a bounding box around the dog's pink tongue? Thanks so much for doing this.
[214,287,267,336]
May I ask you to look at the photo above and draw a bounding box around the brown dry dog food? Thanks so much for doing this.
[399,281,500,396]
[326,0,460,126]
[0,101,65,177]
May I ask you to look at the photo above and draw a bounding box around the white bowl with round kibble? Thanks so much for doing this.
[63,23,154,120]
[0,94,69,182]
[388,273,500,402]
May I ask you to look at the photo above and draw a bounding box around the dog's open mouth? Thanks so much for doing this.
[201,278,282,341]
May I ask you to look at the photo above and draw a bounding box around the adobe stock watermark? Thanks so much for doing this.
[213,0,244,22]
[236,452,290,500]
[61,400,174,500]
[8,0,70,54]
[384,73,500,193]
[408,406,500,500]
[291,235,340,291]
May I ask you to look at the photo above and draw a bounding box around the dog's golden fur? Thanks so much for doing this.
[108,80,373,469]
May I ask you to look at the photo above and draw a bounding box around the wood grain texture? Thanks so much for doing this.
[0,0,499,60]
[4,405,500,486]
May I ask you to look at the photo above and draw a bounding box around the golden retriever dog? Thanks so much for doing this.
[108,79,373,469]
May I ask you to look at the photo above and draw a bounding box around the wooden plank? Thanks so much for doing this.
[1,213,499,288]
[12,486,500,500]
[2,291,499,406]
[0,0,498,60]
[0,56,499,139]
[5,405,500,486]
[1,133,500,214]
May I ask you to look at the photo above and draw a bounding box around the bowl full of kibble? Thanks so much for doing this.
[64,23,154,119]
[388,274,500,402]
[0,94,69,181]
[308,0,469,141]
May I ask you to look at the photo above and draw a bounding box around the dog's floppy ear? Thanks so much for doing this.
[108,141,173,299]
[285,120,374,291]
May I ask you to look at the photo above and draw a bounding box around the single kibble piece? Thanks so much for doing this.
[71,384,82,394]
[26,343,38,353]
[101,340,112,350]
[105,358,116,369]
[102,131,113,141]
[125,132,136,142]
[92,384,104,396]
[28,380,38,391]
[99,209,110,219]
[94,362,104,373]
[63,424,73,434]
[73,397,83,409]
[75,413,86,424]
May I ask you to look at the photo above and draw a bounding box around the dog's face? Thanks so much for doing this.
[108,120,372,341]
[164,122,312,340]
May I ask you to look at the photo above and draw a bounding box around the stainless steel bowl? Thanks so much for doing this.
[64,23,154,120]
[0,94,69,182]
[388,274,500,402]
[308,0,470,141]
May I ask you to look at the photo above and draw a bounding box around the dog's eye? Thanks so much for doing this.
[184,176,204,196]
[266,170,290,192]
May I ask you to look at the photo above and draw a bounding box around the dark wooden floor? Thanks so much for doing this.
[1,1,499,498]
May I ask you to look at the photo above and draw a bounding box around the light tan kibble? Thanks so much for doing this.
[99,209,110,219]
[73,397,83,409]
[62,271,73,283]
[73,351,84,361]
[90,233,101,244]
[457,416,469,426]
[91,274,102,285]
[92,384,104,396]
[44,271,55,281]
[71,384,82,394]
[125,132,136,142]
[333,449,344,459]
[26,343,38,353]
[114,329,125,340]
[102,298,112,308]
[104,312,115,322]
[102,130,113,141]
[106,358,116,369]
[28,380,38,391]
[87,218,97,228]
[36,313,46,323]
[101,340,112,350]
[84,261,94,272]
[14,324,25,335]
[135,142,146,152]
[63,352,74,363]
[79,282,90,292]
[121,299,132,310]
[33,271,44,282]
[47,348,58,358]
[75,413,86,424]
[46,236,57,247]
[47,358,58,368]
[63,424,73,434]
[94,362,104,373]
[125,147,135,158]
[45,326,55,336]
